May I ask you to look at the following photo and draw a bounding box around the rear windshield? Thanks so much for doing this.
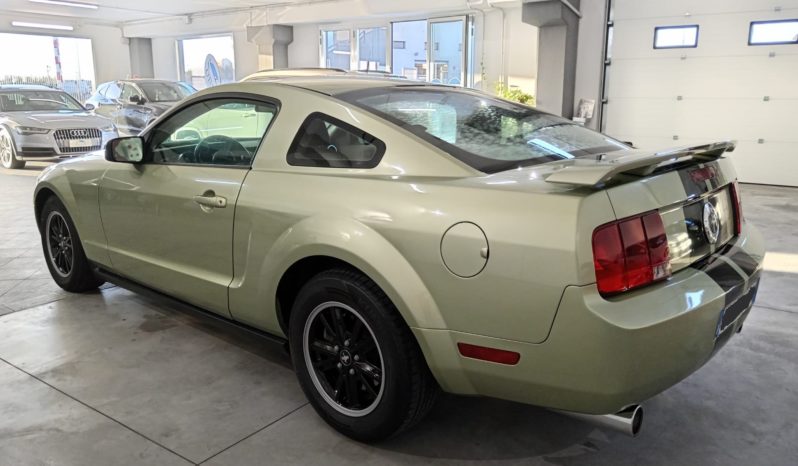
[0,90,83,112]
[338,86,629,173]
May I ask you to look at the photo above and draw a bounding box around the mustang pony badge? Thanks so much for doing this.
[703,202,721,244]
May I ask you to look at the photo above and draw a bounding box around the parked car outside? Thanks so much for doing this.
[84,79,196,136]
[34,76,764,441]
[0,85,117,169]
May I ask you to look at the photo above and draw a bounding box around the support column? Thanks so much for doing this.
[247,25,294,70]
[128,37,154,78]
[522,0,581,117]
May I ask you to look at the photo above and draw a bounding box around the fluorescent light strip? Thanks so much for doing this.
[11,21,74,31]
[29,0,98,9]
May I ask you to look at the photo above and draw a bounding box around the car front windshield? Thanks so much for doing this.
[137,82,194,102]
[0,90,84,112]
[339,87,629,173]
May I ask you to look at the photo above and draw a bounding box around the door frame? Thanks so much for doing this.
[137,91,283,167]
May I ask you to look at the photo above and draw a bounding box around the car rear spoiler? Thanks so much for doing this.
[545,141,736,188]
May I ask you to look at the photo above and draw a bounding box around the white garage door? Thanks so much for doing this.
[603,0,798,187]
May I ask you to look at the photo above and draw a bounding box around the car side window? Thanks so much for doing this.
[120,84,137,102]
[96,83,109,98]
[105,82,122,100]
[147,98,278,167]
[287,113,385,168]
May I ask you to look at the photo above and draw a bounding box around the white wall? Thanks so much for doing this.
[232,29,259,79]
[477,7,538,94]
[504,7,538,95]
[573,0,607,129]
[604,0,798,186]
[288,24,319,68]
[151,37,178,81]
[88,25,132,83]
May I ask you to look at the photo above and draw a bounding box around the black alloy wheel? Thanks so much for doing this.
[39,196,104,292]
[303,301,385,416]
[289,268,439,442]
[45,211,74,278]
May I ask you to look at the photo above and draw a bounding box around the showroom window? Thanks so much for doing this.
[357,27,388,71]
[178,35,236,90]
[287,113,385,168]
[392,17,469,85]
[748,19,798,45]
[653,25,699,49]
[391,20,428,80]
[320,16,473,86]
[322,30,352,70]
[0,33,95,102]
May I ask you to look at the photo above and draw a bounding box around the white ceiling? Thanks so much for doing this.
[0,0,297,24]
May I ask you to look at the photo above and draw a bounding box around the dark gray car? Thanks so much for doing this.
[84,80,196,135]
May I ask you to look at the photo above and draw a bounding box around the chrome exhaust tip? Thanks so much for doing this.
[557,405,643,437]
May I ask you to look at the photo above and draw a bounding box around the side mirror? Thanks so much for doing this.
[84,103,95,111]
[106,137,144,163]
[130,95,145,105]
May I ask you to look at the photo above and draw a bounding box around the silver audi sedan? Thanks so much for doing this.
[0,85,117,169]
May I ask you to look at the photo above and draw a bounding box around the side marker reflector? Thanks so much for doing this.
[457,342,521,365]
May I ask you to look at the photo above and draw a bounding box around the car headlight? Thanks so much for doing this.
[100,124,117,132]
[15,126,50,135]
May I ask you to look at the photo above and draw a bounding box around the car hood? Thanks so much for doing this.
[7,111,113,129]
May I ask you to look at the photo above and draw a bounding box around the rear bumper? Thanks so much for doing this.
[414,223,765,414]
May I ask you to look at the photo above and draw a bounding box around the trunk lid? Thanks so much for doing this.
[544,141,735,188]
[588,143,740,273]
[542,141,740,274]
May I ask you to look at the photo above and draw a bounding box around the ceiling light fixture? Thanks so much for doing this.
[29,0,98,9]
[11,21,75,31]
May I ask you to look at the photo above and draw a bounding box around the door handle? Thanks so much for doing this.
[193,192,227,209]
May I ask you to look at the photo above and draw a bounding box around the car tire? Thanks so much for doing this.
[0,127,25,169]
[39,196,105,292]
[289,268,438,442]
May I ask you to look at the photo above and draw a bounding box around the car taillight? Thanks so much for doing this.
[730,181,743,236]
[592,211,671,296]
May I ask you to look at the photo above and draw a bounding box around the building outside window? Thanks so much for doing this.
[392,20,428,80]
[178,35,235,90]
[357,27,387,72]
[0,33,95,102]
[322,30,352,70]
[322,16,471,86]
[748,19,798,45]
[653,25,699,49]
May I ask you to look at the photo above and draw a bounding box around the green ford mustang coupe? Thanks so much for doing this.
[34,76,764,441]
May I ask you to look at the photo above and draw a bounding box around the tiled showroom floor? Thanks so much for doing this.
[1,164,797,465]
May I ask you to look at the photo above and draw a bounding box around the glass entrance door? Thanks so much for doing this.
[429,18,465,86]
